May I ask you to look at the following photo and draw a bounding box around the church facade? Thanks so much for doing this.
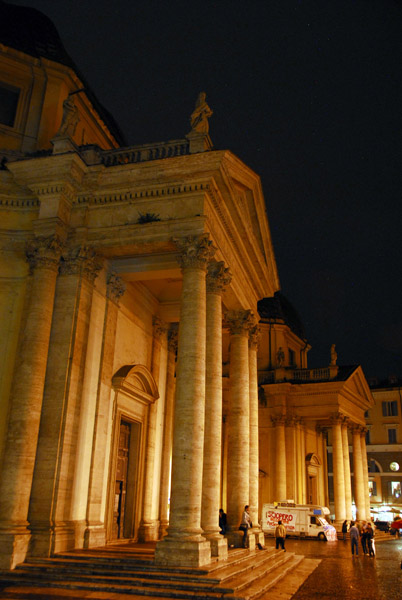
[0,1,373,571]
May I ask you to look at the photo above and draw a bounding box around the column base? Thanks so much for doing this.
[252,528,265,547]
[158,519,169,539]
[155,537,211,567]
[204,532,228,559]
[137,520,160,542]
[28,521,80,557]
[84,523,107,548]
[0,527,30,570]
[225,529,256,550]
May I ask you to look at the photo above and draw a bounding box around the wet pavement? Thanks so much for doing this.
[271,535,402,599]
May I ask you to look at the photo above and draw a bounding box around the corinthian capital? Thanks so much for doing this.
[224,309,256,336]
[60,246,103,282]
[168,327,178,354]
[248,324,260,350]
[206,260,232,293]
[26,235,63,272]
[173,234,216,270]
[107,272,126,304]
[153,316,167,340]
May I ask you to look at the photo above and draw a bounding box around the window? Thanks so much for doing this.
[366,429,370,445]
[0,83,20,127]
[382,401,398,417]
[391,482,401,498]
[289,349,295,366]
[368,481,377,496]
[388,428,397,444]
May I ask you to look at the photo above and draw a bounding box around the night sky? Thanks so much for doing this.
[7,0,402,380]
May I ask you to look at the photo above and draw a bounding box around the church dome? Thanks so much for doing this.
[0,1,75,67]
[257,291,307,341]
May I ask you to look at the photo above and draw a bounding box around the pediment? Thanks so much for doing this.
[112,363,159,404]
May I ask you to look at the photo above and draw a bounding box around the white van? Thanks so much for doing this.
[261,502,337,541]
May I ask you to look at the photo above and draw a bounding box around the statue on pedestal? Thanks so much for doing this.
[190,92,213,134]
[55,94,79,138]
[276,346,285,367]
[330,344,337,366]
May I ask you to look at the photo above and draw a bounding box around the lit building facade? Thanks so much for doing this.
[0,1,375,573]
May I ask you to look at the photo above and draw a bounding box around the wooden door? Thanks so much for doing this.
[112,420,131,539]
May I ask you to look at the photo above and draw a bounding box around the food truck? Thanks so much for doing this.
[262,502,337,541]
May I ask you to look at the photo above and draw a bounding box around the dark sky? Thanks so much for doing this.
[8,0,402,379]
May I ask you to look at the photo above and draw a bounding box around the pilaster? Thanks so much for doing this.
[272,415,287,502]
[0,236,62,569]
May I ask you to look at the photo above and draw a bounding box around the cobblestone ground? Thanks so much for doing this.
[278,535,402,599]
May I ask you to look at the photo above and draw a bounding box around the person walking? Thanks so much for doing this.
[349,521,359,556]
[275,520,287,551]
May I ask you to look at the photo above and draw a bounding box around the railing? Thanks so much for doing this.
[293,368,331,381]
[259,367,333,385]
[101,139,190,166]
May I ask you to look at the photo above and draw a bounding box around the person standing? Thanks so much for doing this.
[239,505,252,548]
[366,522,375,557]
[361,521,368,555]
[341,520,348,541]
[349,521,359,556]
[219,508,227,535]
[275,520,287,551]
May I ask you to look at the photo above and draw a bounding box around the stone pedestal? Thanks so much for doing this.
[155,234,214,567]
[0,236,61,569]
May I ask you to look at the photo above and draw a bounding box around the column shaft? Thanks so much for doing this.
[155,234,214,567]
[248,328,259,529]
[201,262,230,558]
[360,432,371,519]
[332,419,346,523]
[352,427,366,520]
[85,274,125,547]
[274,418,287,501]
[0,237,61,569]
[158,329,177,538]
[341,424,353,520]
[138,317,166,542]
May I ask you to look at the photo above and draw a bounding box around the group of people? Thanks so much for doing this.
[343,519,375,557]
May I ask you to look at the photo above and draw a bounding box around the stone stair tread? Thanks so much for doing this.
[0,576,225,599]
[203,548,277,583]
[0,587,188,600]
[210,552,296,594]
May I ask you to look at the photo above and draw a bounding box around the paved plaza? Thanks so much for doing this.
[267,535,402,600]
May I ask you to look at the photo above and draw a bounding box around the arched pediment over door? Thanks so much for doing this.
[108,364,159,542]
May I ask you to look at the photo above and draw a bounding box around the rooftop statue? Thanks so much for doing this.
[190,92,213,134]
[55,94,79,138]
[276,346,285,367]
[330,343,337,366]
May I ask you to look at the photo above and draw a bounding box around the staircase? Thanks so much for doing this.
[0,544,304,599]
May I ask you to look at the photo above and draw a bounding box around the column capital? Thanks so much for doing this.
[224,309,256,337]
[168,327,178,354]
[152,316,167,340]
[106,272,126,304]
[206,260,232,293]
[173,234,216,270]
[59,245,103,283]
[271,414,286,426]
[351,424,365,435]
[26,235,63,273]
[330,412,345,426]
[248,325,260,350]
[316,424,328,435]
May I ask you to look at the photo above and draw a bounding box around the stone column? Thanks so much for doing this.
[201,261,231,558]
[341,421,353,520]
[360,429,371,520]
[84,273,126,547]
[155,234,214,567]
[352,426,366,520]
[138,317,167,542]
[248,325,263,544]
[273,416,287,502]
[158,328,178,538]
[28,246,102,556]
[225,309,255,547]
[331,415,346,524]
[0,236,62,569]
